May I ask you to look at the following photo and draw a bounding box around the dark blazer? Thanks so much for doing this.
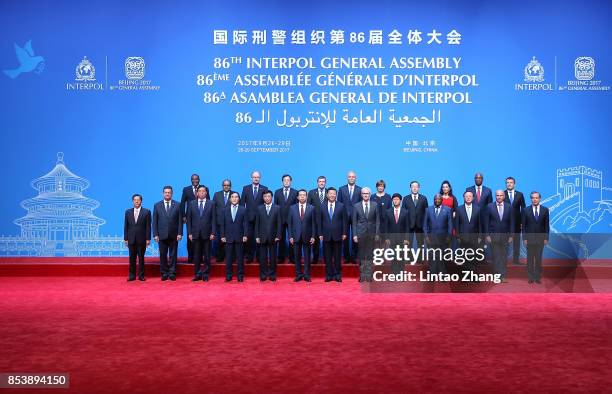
[352,201,380,237]
[180,185,197,219]
[221,205,249,243]
[212,190,234,226]
[307,188,328,211]
[186,199,216,239]
[153,200,182,240]
[424,205,453,235]
[385,207,410,242]
[466,185,493,210]
[504,189,526,233]
[454,204,481,244]
[484,202,514,242]
[522,205,550,244]
[338,184,362,218]
[124,207,151,244]
[319,201,348,242]
[240,184,268,221]
[287,203,317,241]
[402,193,429,230]
[255,204,282,243]
[273,187,298,225]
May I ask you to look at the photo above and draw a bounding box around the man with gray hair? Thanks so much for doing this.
[241,171,268,263]
[338,170,362,263]
[352,187,380,282]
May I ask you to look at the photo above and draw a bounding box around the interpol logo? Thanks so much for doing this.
[524,56,544,82]
[574,57,594,81]
[125,56,145,80]
[76,56,96,81]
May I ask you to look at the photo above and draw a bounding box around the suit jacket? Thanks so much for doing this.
[153,200,183,240]
[485,202,514,242]
[124,207,151,244]
[255,204,282,243]
[424,205,453,236]
[466,185,493,210]
[455,204,481,244]
[352,201,380,237]
[186,199,216,239]
[212,190,234,228]
[338,184,362,218]
[522,205,550,244]
[385,207,410,242]
[307,188,328,212]
[287,203,317,242]
[221,205,249,243]
[319,201,348,242]
[273,187,298,225]
[401,193,429,230]
[240,184,268,221]
[180,185,198,219]
[504,189,526,233]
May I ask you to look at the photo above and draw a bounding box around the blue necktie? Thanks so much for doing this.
[199,201,204,216]
[329,204,333,220]
[535,207,539,220]
[253,186,258,199]
[224,192,228,205]
[232,206,237,222]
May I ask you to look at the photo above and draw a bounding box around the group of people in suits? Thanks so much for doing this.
[123,171,550,284]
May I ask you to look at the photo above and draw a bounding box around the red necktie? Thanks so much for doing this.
[476,188,481,202]
[394,209,399,223]
[300,205,304,220]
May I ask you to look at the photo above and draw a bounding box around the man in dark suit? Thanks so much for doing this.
[318,188,348,282]
[466,172,493,218]
[402,181,428,259]
[124,193,151,281]
[212,179,233,262]
[153,186,183,281]
[255,190,282,281]
[504,177,526,265]
[307,176,328,263]
[338,171,362,263]
[180,174,202,264]
[186,185,216,282]
[241,171,268,263]
[384,193,410,273]
[484,190,514,282]
[221,192,249,282]
[522,191,550,284]
[273,174,298,264]
[424,195,453,275]
[352,187,380,282]
[288,190,317,282]
[455,191,482,274]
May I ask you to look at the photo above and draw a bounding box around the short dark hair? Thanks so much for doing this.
[222,179,231,187]
[197,185,207,191]
[163,185,173,192]
[392,193,402,200]
[317,175,326,182]
[191,174,200,179]
[262,190,273,197]
[230,191,240,199]
[530,191,541,198]
[463,190,474,197]
[410,181,419,187]
[282,174,292,181]
[327,187,337,193]
[132,193,142,201]
[297,189,307,195]
[376,179,386,188]
[506,176,516,182]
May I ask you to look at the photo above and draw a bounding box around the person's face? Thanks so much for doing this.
[434,196,442,207]
[392,197,401,207]
[317,178,326,189]
[496,191,505,204]
[251,172,260,185]
[377,184,384,193]
[230,194,239,205]
[282,176,291,188]
[327,190,337,202]
[197,188,206,200]
[474,174,483,186]
[442,183,450,194]
[191,176,199,187]
[411,183,420,194]
[163,189,172,201]
[464,192,473,204]
[361,189,370,202]
[298,191,307,204]
[531,194,541,206]
[222,181,231,192]
[263,193,272,204]
[347,172,356,185]
[133,196,142,209]
[506,179,515,190]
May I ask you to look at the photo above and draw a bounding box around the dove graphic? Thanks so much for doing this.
[3,40,45,79]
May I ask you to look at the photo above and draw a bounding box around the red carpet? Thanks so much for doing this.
[1,277,611,393]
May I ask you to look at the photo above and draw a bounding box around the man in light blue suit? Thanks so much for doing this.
[424,194,453,275]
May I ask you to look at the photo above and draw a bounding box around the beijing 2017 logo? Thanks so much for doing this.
[125,57,145,80]
[574,57,595,81]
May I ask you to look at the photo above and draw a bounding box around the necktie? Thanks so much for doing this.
[300,205,304,220]
[193,187,197,197]
[134,209,138,223]
[498,204,503,220]
[253,186,258,199]
[232,205,237,221]
[165,201,170,213]
[349,187,353,201]
[435,207,440,217]
[476,187,481,202]
[509,191,514,204]
[199,200,204,216]
[394,209,399,224]
[466,206,471,222]
[266,205,270,215]
[535,206,539,220]
[224,192,228,205]
[329,204,333,220]
[413,194,417,205]
[319,190,324,204]
[364,202,369,217]
[284,188,289,201]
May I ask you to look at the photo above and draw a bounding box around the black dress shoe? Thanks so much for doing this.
[325,277,332,282]
[269,277,277,282]
[138,277,146,281]
[528,279,534,284]
[237,277,244,282]
[225,277,232,282]
[260,277,267,282]
[304,277,311,282]
[161,276,168,281]
[335,277,342,282]
[293,277,302,282]
[169,275,176,281]
[127,277,136,282]
[192,276,202,282]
